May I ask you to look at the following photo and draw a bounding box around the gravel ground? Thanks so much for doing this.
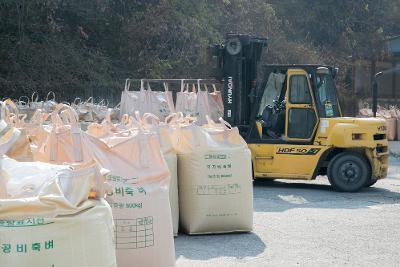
[175,157,400,267]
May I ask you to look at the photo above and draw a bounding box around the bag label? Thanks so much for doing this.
[114,216,154,250]
[1,240,54,254]
[106,179,148,210]
[0,218,52,228]
[195,184,242,195]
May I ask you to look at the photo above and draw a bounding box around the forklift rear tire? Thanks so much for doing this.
[327,152,371,192]
[365,179,378,187]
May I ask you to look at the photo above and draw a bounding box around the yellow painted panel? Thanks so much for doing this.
[249,143,329,179]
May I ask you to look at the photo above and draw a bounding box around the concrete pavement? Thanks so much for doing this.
[175,157,400,266]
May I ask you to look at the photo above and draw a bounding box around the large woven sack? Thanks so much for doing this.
[196,84,211,125]
[143,113,179,236]
[83,128,175,267]
[208,84,224,121]
[395,108,400,141]
[22,109,50,153]
[34,104,91,164]
[1,100,33,161]
[110,102,121,121]
[146,82,175,120]
[82,97,96,122]
[386,118,396,141]
[16,95,35,121]
[175,83,197,117]
[29,92,44,112]
[397,119,400,141]
[195,83,224,125]
[120,79,147,118]
[173,118,253,234]
[92,99,109,122]
[0,122,20,157]
[0,157,115,267]
[0,120,20,198]
[358,108,373,117]
[42,91,58,113]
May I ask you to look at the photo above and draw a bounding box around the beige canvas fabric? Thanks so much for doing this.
[4,127,33,162]
[0,120,21,198]
[92,99,109,121]
[143,113,179,236]
[146,82,176,120]
[41,91,58,113]
[29,92,44,110]
[72,97,96,122]
[120,80,147,118]
[83,128,175,267]
[1,100,33,161]
[120,80,175,120]
[15,93,41,121]
[0,120,20,156]
[0,157,116,267]
[22,109,50,153]
[33,104,91,164]
[377,108,397,141]
[208,84,224,121]
[196,84,211,125]
[173,118,253,234]
[176,82,198,117]
[386,118,396,141]
[1,157,109,201]
[397,119,400,141]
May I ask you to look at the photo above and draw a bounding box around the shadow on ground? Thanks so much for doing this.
[253,176,400,213]
[175,232,266,260]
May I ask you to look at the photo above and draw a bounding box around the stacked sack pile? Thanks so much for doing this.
[7,91,120,128]
[120,79,224,124]
[0,78,253,267]
[359,103,400,141]
[0,102,116,267]
[0,99,175,267]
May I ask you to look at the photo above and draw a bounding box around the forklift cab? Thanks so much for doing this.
[254,65,342,144]
[211,34,341,144]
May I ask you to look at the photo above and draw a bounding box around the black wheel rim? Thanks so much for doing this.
[338,160,362,184]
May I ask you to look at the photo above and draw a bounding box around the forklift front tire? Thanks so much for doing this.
[365,179,378,187]
[327,152,371,192]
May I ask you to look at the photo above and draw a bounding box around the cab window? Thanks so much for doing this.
[289,75,311,104]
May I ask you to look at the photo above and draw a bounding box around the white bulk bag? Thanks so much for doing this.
[0,119,21,156]
[42,91,58,113]
[146,82,175,120]
[29,92,44,111]
[143,113,179,236]
[175,82,197,117]
[1,100,33,161]
[208,84,224,121]
[120,79,147,118]
[195,85,211,125]
[173,118,253,234]
[0,120,21,199]
[33,104,91,164]
[83,128,175,267]
[196,83,224,125]
[0,157,116,267]
[73,97,95,122]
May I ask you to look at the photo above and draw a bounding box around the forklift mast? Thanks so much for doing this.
[211,34,267,131]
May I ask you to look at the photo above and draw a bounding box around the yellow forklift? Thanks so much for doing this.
[211,34,388,192]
